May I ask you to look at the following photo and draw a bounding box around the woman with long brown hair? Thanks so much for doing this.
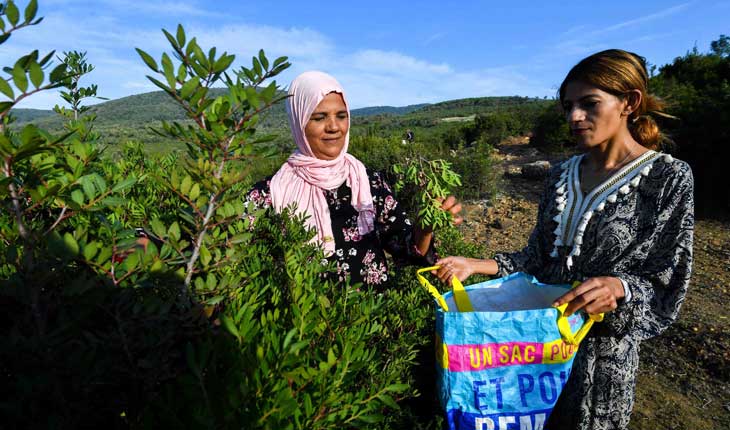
[435,49,694,429]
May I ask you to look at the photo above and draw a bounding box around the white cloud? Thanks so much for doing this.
[1,5,551,110]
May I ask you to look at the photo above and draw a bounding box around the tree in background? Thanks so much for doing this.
[651,35,730,215]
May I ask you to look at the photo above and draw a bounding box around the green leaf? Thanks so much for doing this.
[221,315,240,340]
[162,28,178,49]
[273,56,289,68]
[150,219,166,239]
[12,64,28,93]
[179,78,198,99]
[176,24,186,47]
[205,273,216,290]
[213,54,234,73]
[176,63,187,82]
[358,415,382,424]
[378,394,399,409]
[81,177,96,200]
[168,222,181,241]
[6,1,20,26]
[83,241,99,261]
[71,189,84,205]
[161,53,175,87]
[135,48,159,72]
[180,175,191,195]
[24,0,38,23]
[289,340,309,354]
[38,50,54,67]
[258,49,269,70]
[101,196,125,207]
[385,383,409,393]
[318,296,331,309]
[63,232,80,256]
[96,247,112,265]
[49,63,67,83]
[111,176,136,193]
[206,295,224,305]
[146,76,173,94]
[283,328,297,350]
[28,61,43,88]
[199,245,211,266]
[0,101,13,115]
[0,78,14,99]
[252,56,262,77]
[189,183,200,201]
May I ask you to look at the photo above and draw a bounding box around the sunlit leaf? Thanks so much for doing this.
[0,78,14,99]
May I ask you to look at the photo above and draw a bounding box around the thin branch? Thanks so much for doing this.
[4,158,29,240]
[43,206,69,235]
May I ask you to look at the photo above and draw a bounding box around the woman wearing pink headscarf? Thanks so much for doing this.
[246,71,462,287]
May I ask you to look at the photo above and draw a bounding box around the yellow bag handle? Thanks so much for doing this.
[554,281,604,346]
[416,266,473,312]
[416,267,601,345]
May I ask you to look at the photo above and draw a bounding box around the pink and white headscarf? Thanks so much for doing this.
[269,71,375,255]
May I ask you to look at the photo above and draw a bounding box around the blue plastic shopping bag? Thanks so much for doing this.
[416,268,602,430]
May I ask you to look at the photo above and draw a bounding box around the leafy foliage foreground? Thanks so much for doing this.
[0,4,466,428]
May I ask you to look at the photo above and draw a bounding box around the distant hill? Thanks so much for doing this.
[350,104,430,117]
[11,108,56,123]
[412,96,547,118]
[9,91,548,149]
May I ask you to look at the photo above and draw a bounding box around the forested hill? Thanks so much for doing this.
[412,96,548,118]
[11,91,429,128]
[11,92,546,130]
[350,104,430,117]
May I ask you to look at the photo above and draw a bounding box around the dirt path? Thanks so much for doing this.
[459,137,730,429]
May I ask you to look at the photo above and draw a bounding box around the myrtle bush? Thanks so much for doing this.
[1,6,450,428]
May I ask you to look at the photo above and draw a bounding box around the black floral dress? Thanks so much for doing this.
[246,170,436,287]
[493,151,694,430]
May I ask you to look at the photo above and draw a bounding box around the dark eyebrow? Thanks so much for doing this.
[311,109,348,116]
[563,94,601,104]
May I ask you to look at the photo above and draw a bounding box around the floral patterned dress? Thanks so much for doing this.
[246,170,436,287]
[493,150,694,430]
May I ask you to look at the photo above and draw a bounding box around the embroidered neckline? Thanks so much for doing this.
[550,150,673,269]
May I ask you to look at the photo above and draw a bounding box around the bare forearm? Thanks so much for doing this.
[434,256,499,283]
[467,258,499,276]
[414,228,433,256]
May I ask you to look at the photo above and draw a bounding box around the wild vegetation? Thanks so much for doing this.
[1,1,728,428]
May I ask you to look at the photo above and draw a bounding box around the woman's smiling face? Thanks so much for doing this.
[562,81,629,149]
[305,92,349,160]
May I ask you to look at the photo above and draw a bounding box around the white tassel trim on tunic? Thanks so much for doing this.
[549,151,665,270]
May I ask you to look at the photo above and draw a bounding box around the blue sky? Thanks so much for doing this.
[2,0,729,109]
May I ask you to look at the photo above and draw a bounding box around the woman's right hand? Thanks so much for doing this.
[433,256,476,284]
[432,256,499,285]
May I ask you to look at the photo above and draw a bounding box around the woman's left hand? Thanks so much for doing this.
[439,195,463,226]
[414,196,463,255]
[552,276,626,316]
[421,195,463,232]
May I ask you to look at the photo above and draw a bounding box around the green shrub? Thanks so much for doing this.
[529,101,571,151]
[1,9,447,428]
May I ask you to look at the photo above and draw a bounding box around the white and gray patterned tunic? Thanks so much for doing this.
[493,150,694,430]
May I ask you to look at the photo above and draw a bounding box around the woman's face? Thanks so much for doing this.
[305,92,349,160]
[562,81,629,149]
